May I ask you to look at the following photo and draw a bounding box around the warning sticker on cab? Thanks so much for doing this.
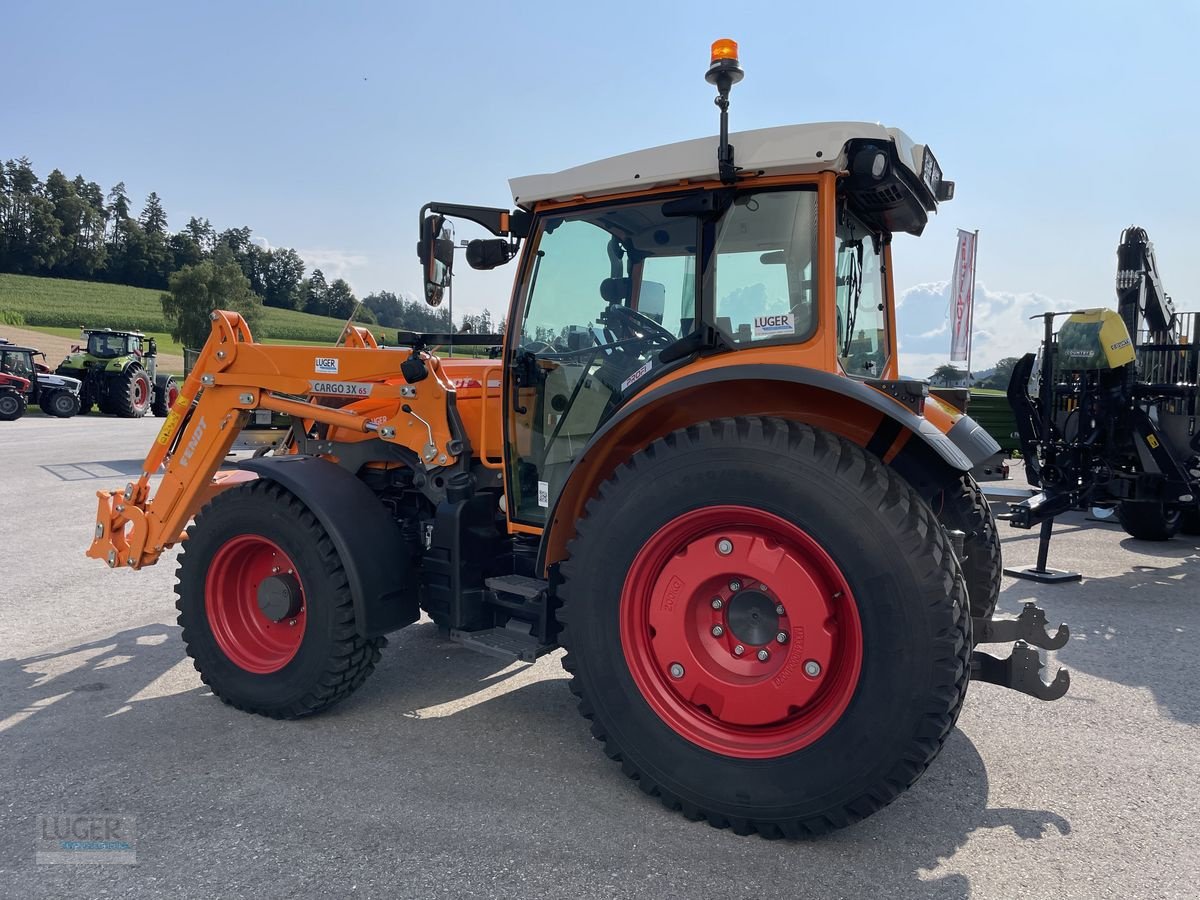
[752,314,793,338]
[309,381,374,397]
[315,357,339,374]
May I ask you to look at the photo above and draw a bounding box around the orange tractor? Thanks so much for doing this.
[87,42,1068,837]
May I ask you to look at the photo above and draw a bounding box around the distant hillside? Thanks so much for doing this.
[0,273,352,345]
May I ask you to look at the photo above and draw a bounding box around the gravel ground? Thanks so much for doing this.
[1,415,1197,899]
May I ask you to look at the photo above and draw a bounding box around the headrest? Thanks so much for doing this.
[600,277,632,303]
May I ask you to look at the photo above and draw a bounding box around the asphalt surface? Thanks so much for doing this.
[1,415,1198,899]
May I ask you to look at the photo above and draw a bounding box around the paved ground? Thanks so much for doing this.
[1,415,1197,899]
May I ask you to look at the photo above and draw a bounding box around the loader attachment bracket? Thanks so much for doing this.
[973,602,1070,651]
[972,641,1070,701]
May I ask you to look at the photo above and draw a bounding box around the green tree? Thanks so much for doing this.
[978,357,1020,390]
[929,364,968,386]
[263,247,305,309]
[325,278,357,319]
[303,268,329,315]
[161,258,265,349]
[139,192,168,235]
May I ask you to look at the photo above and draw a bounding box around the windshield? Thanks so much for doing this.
[835,209,888,377]
[0,350,33,379]
[87,333,130,359]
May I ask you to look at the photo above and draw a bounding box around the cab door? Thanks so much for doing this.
[505,202,700,525]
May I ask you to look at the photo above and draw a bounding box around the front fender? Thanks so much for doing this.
[537,365,973,572]
[239,455,419,637]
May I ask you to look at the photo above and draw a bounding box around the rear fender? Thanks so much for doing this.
[239,455,419,637]
[537,365,975,572]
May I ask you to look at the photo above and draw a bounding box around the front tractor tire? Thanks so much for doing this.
[175,480,385,719]
[151,374,179,417]
[110,364,152,418]
[557,418,971,838]
[933,474,1002,620]
[39,390,81,418]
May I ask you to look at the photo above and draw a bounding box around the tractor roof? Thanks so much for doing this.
[509,121,929,208]
[0,339,38,353]
[82,327,145,337]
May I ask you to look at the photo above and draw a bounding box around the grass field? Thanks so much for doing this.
[0,273,356,347]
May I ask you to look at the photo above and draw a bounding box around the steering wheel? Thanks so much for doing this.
[602,303,676,348]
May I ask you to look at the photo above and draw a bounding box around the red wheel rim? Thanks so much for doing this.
[620,506,863,759]
[133,374,149,406]
[167,383,179,407]
[205,535,306,673]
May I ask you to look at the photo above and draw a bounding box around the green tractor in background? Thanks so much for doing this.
[56,328,179,418]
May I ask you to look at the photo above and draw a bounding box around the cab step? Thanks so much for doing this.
[449,621,555,664]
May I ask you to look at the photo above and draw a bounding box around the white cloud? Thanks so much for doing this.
[896,280,1079,378]
[297,248,369,286]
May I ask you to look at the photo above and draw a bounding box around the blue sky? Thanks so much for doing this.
[5,1,1196,376]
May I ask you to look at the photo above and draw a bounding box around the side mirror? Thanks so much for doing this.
[466,238,514,270]
[418,215,454,306]
[147,338,157,357]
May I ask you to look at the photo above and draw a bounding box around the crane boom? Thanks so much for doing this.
[1116,225,1177,338]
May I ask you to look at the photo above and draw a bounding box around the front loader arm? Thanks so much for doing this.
[87,310,461,570]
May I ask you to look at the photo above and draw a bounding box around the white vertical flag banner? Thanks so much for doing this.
[949,229,977,363]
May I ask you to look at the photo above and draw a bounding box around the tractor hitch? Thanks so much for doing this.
[971,603,1071,701]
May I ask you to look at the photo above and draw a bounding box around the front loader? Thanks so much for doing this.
[86,42,1069,838]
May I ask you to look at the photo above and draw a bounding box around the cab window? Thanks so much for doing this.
[713,190,818,345]
[835,209,888,377]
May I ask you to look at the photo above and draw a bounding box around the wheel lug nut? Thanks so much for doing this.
[776,631,788,644]
[804,660,821,677]
[711,625,724,637]
[733,644,745,657]
[759,584,768,591]
[775,604,785,616]
[757,649,770,662]
[717,538,733,555]
[729,580,741,592]
[669,663,685,679]
[711,598,723,610]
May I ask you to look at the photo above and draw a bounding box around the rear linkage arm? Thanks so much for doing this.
[971,602,1071,701]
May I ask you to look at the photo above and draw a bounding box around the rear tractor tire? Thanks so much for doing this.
[110,364,152,418]
[557,417,971,838]
[1117,502,1180,542]
[39,390,81,418]
[933,474,1002,621]
[175,480,385,718]
[0,388,26,421]
[151,374,179,417]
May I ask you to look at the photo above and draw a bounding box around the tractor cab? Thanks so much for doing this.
[84,329,151,360]
[417,51,958,526]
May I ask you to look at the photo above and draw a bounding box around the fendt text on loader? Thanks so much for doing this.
[86,42,1070,837]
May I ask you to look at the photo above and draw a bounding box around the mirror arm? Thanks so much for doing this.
[420,202,529,238]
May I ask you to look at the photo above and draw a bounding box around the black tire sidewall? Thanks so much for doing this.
[0,391,24,420]
[51,391,79,417]
[178,486,354,710]
[564,428,961,815]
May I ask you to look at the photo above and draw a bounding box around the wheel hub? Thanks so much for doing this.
[620,506,863,758]
[725,590,779,646]
[257,573,303,622]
